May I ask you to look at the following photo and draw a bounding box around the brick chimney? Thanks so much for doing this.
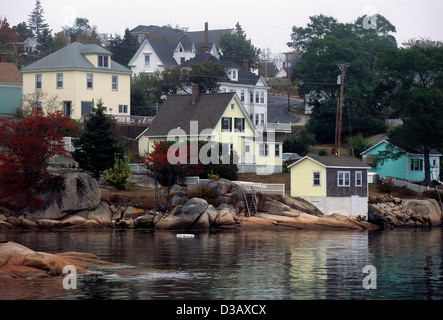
[242,59,249,70]
[145,32,151,39]
[70,34,77,43]
[192,84,199,104]
[0,53,7,63]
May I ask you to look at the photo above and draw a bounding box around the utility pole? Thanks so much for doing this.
[285,52,291,112]
[336,63,349,157]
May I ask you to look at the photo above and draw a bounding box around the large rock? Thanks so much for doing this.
[402,199,442,226]
[155,197,212,229]
[27,173,101,220]
[0,241,115,279]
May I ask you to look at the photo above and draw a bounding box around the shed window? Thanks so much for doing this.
[313,171,321,186]
[355,171,362,187]
[338,171,350,187]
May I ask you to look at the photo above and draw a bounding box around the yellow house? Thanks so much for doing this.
[21,41,132,120]
[137,87,282,174]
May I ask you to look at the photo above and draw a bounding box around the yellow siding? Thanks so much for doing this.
[22,70,131,120]
[213,97,255,158]
[290,158,326,197]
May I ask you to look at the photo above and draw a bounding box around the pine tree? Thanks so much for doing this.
[28,0,49,36]
[72,100,124,178]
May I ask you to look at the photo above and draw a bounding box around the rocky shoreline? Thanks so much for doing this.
[0,241,115,279]
[0,173,441,231]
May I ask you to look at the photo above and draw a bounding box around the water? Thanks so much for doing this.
[1,228,442,300]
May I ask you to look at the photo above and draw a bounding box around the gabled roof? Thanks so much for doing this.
[185,28,233,50]
[21,42,131,74]
[0,63,23,84]
[360,139,442,156]
[181,52,264,86]
[288,155,370,169]
[139,92,254,138]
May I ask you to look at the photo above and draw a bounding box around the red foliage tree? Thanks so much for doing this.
[144,140,203,211]
[0,108,79,209]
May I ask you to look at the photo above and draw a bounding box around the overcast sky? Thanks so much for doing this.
[3,0,443,54]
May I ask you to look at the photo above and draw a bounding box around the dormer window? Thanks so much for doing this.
[227,69,238,81]
[98,55,109,68]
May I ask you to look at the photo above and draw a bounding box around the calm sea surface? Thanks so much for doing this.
[0,228,442,300]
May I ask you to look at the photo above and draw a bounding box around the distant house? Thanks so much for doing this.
[21,40,132,120]
[360,140,442,182]
[128,22,233,76]
[137,88,283,174]
[288,156,370,218]
[0,54,23,115]
[181,52,277,132]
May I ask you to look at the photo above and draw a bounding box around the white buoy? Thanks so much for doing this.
[176,234,195,238]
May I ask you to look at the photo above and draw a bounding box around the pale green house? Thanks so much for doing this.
[0,58,23,115]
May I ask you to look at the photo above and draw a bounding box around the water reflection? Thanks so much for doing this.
[0,228,442,300]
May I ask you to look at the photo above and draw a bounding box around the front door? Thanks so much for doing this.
[351,195,360,216]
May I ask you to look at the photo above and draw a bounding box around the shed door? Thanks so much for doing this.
[351,195,360,216]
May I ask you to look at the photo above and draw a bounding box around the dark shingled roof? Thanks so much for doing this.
[182,52,261,86]
[290,155,370,169]
[144,92,237,137]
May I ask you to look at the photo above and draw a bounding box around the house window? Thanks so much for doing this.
[338,171,351,187]
[259,144,269,157]
[144,54,150,67]
[63,101,72,117]
[255,91,259,103]
[231,103,235,111]
[87,74,93,89]
[98,55,109,68]
[180,57,185,64]
[410,158,423,171]
[112,75,118,91]
[221,117,232,131]
[355,171,362,187]
[35,74,42,89]
[275,144,280,157]
[250,91,254,103]
[313,171,321,186]
[118,105,128,113]
[56,73,63,89]
[240,90,245,102]
[260,91,264,104]
[234,118,245,132]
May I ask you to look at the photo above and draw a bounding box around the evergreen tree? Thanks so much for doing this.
[72,100,124,178]
[28,0,49,36]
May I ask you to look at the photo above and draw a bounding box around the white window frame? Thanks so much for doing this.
[35,74,42,89]
[275,144,280,157]
[338,171,350,187]
[355,171,362,187]
[118,104,128,114]
[112,75,118,91]
[56,73,63,89]
[98,55,109,68]
[313,171,321,186]
[86,73,93,89]
[259,143,269,157]
[144,54,150,67]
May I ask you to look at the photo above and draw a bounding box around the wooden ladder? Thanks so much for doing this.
[244,192,257,217]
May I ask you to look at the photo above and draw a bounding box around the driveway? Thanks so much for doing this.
[267,95,303,124]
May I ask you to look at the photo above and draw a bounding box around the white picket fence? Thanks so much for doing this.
[183,176,285,195]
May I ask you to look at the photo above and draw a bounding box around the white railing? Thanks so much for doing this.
[182,176,286,195]
[256,122,292,133]
[129,163,150,174]
[110,115,155,125]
